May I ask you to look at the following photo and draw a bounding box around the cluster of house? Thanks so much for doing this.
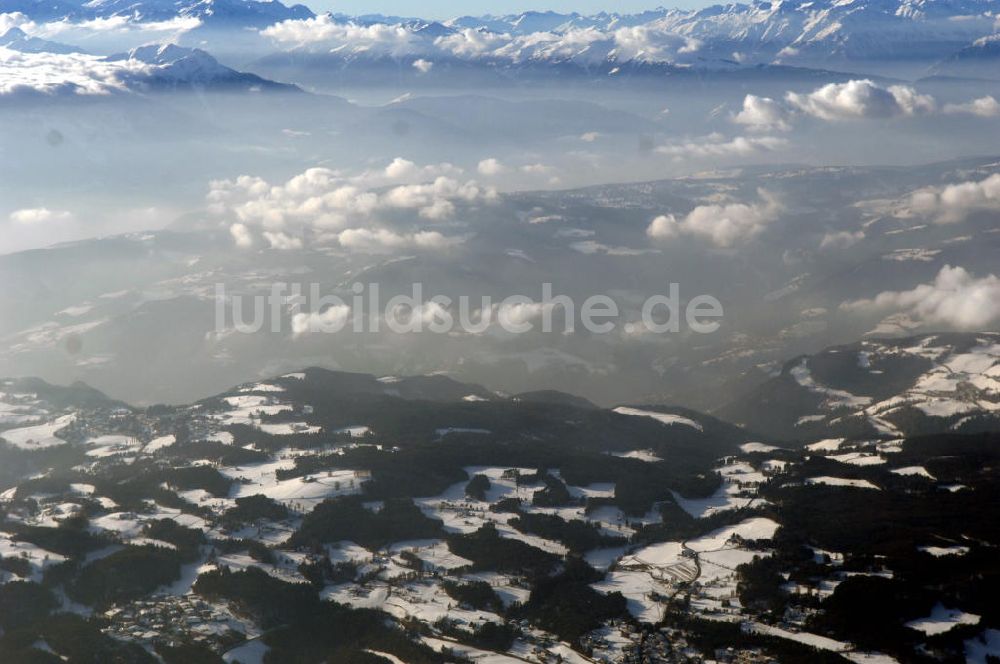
[103,594,243,649]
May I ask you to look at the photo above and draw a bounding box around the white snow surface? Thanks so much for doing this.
[906,603,980,635]
[805,476,880,490]
[612,406,703,431]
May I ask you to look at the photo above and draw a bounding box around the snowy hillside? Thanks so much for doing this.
[1,369,998,662]
[719,333,1000,441]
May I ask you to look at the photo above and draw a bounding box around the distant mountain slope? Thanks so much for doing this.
[930,34,1000,80]
[718,333,1000,442]
[513,390,598,410]
[3,0,313,26]
[215,367,752,457]
[109,43,300,93]
[0,27,81,54]
[2,376,122,411]
[0,369,752,494]
[232,368,500,404]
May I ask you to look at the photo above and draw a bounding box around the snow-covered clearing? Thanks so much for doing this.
[612,406,703,431]
[805,476,879,490]
[891,466,935,479]
[90,505,208,541]
[906,603,980,635]
[671,461,764,518]
[86,434,142,458]
[239,383,285,393]
[609,449,662,463]
[790,361,871,409]
[327,579,503,630]
[828,452,886,466]
[748,622,900,663]
[387,539,472,571]
[595,518,779,623]
[415,466,632,549]
[144,434,176,453]
[226,462,363,512]
[258,422,321,436]
[919,545,969,557]
[805,438,844,452]
[740,442,779,454]
[0,414,76,449]
[0,531,67,581]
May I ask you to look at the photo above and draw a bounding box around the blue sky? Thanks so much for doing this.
[310,2,714,17]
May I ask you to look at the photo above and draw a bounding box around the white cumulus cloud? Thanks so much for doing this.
[647,190,781,247]
[820,230,865,250]
[292,305,352,337]
[263,231,303,250]
[412,58,434,74]
[656,133,787,160]
[908,173,1000,223]
[261,17,420,56]
[841,265,1000,331]
[335,228,464,253]
[9,207,73,224]
[261,17,712,66]
[229,222,254,248]
[732,95,791,132]
[477,158,508,176]
[785,79,935,121]
[943,96,1000,118]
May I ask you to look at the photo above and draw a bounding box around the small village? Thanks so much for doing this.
[103,594,248,652]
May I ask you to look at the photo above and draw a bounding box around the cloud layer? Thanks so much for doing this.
[260,16,702,66]
[0,46,147,96]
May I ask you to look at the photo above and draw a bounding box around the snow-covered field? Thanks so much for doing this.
[891,465,934,479]
[805,477,880,490]
[906,604,980,636]
[672,461,765,518]
[0,530,67,581]
[612,406,703,431]
[0,413,76,449]
[919,545,969,557]
[594,518,779,622]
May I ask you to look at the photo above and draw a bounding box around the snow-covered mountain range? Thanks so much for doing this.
[3,0,998,81]
[268,1,1000,76]
[109,43,299,92]
[0,26,79,54]
[1,0,313,26]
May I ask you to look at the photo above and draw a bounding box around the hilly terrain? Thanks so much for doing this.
[0,363,998,662]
